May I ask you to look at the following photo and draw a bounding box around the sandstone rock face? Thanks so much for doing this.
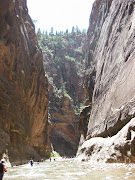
[0,0,51,165]
[78,105,91,146]
[43,54,82,157]
[78,0,135,162]
[87,0,135,138]
[39,31,86,157]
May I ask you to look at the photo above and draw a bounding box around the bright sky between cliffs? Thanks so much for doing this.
[27,0,95,33]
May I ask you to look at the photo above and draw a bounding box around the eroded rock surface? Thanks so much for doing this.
[43,54,83,157]
[77,118,135,163]
[87,0,135,138]
[0,0,51,165]
[78,0,135,162]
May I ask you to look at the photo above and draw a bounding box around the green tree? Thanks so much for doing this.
[76,25,79,32]
[72,26,75,33]
[50,27,54,35]
[45,30,48,35]
[82,29,87,34]
[37,28,42,39]
[66,29,69,34]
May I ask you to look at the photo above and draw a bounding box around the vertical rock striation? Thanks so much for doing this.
[77,0,135,162]
[0,0,51,165]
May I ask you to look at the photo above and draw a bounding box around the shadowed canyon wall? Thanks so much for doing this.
[45,57,83,157]
[0,0,51,165]
[77,0,135,162]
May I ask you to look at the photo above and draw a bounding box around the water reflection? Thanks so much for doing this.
[3,158,135,180]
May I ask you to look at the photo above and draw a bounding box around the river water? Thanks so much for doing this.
[3,158,135,180]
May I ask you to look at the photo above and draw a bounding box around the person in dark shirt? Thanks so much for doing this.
[0,159,7,180]
[30,158,34,166]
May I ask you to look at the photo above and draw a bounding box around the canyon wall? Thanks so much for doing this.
[41,32,86,156]
[0,0,51,165]
[45,57,81,156]
[77,0,135,162]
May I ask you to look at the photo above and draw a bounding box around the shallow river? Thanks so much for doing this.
[3,158,135,180]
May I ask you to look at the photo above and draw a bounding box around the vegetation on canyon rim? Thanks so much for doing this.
[37,26,87,115]
[37,26,86,65]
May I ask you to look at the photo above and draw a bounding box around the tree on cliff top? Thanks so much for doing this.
[37,27,86,115]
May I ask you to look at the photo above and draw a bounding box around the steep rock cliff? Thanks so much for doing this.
[47,61,81,157]
[37,31,86,156]
[78,0,135,162]
[0,0,51,165]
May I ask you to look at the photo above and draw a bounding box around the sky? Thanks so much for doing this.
[27,0,95,33]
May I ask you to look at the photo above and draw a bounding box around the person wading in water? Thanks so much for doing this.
[30,158,34,166]
[0,159,7,180]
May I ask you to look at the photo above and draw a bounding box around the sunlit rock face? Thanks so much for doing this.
[78,0,135,162]
[0,0,51,165]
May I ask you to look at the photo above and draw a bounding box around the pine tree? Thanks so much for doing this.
[50,27,54,35]
[72,26,75,33]
[66,29,68,34]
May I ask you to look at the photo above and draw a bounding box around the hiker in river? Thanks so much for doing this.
[30,158,34,166]
[0,159,7,180]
